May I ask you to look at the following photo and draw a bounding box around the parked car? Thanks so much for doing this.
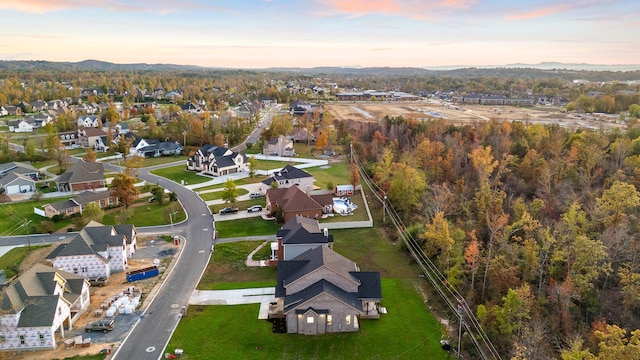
[219,207,239,215]
[249,192,264,199]
[86,319,115,333]
[88,276,110,287]
[148,196,156,203]
[247,205,263,213]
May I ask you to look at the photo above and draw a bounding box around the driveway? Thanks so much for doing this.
[189,287,276,320]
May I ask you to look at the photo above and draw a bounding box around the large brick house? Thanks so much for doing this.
[266,186,333,223]
[0,264,90,351]
[55,161,105,192]
[269,245,382,335]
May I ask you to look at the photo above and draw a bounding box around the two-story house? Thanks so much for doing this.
[0,264,90,351]
[186,144,247,177]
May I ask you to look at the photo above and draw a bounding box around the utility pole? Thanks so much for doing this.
[25,219,32,250]
[457,303,463,360]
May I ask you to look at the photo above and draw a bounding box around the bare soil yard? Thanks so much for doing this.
[325,101,625,130]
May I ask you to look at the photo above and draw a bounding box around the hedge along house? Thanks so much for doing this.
[269,246,382,335]
[45,221,137,280]
[0,264,90,351]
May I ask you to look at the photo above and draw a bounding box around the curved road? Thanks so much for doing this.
[107,163,216,360]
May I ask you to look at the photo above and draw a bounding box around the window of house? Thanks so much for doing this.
[0,335,5,343]
[81,267,88,273]
[306,316,314,324]
[39,334,45,345]
[58,306,62,315]
[73,267,78,274]
[345,315,351,325]
[19,335,25,345]
[327,315,332,325]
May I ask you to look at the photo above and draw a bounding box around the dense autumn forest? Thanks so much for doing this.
[349,116,640,358]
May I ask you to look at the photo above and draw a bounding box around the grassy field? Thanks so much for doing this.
[199,188,249,201]
[199,241,277,288]
[193,175,269,191]
[101,201,186,227]
[0,197,74,235]
[0,245,50,278]
[306,161,350,189]
[150,164,211,185]
[166,278,446,360]
[214,218,280,238]
[252,158,293,171]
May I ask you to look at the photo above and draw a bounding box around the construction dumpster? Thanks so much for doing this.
[126,266,159,282]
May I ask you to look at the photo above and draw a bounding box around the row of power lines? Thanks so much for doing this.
[350,146,502,360]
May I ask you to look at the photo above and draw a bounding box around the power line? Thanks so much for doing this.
[351,148,501,360]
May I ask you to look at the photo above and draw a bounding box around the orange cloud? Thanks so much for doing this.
[507,4,572,20]
[0,0,220,14]
[323,0,477,17]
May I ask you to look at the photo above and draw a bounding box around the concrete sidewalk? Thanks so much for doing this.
[188,287,276,319]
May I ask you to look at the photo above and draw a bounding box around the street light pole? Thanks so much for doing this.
[457,303,463,360]
[183,131,187,147]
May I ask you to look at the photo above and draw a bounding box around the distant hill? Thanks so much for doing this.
[1,59,640,80]
[426,62,640,72]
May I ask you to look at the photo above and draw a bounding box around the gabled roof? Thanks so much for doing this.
[56,161,104,185]
[262,165,312,186]
[73,190,114,205]
[82,127,106,137]
[0,161,36,175]
[0,263,82,317]
[277,215,332,245]
[47,199,78,211]
[46,221,131,258]
[0,171,36,186]
[277,246,359,295]
[283,279,363,314]
[267,186,322,213]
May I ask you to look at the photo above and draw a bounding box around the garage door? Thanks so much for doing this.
[6,185,20,194]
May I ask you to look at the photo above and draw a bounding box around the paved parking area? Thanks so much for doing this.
[188,287,276,319]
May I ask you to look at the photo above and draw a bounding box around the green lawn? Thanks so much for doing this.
[165,279,447,360]
[0,245,50,278]
[306,161,350,189]
[200,188,248,201]
[214,218,280,238]
[252,158,294,171]
[31,159,58,169]
[199,241,277,288]
[193,175,269,191]
[0,197,74,235]
[150,164,211,185]
[140,155,188,167]
[101,202,186,227]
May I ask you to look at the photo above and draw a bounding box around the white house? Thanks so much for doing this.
[45,221,137,279]
[0,264,90,351]
[77,115,100,128]
[0,172,36,195]
[187,144,247,177]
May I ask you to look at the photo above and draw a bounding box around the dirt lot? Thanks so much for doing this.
[325,100,626,130]
[8,236,179,360]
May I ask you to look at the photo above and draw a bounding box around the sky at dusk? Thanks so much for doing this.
[0,0,638,69]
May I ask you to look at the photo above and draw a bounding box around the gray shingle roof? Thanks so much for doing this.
[283,279,363,314]
[262,165,312,186]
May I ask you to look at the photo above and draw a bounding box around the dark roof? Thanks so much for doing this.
[351,272,382,300]
[277,216,332,245]
[267,186,322,213]
[0,161,37,176]
[56,161,104,185]
[283,279,363,314]
[17,296,60,327]
[0,171,35,186]
[46,235,104,259]
[261,165,312,186]
[47,199,78,211]
[74,190,113,204]
[310,193,334,207]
